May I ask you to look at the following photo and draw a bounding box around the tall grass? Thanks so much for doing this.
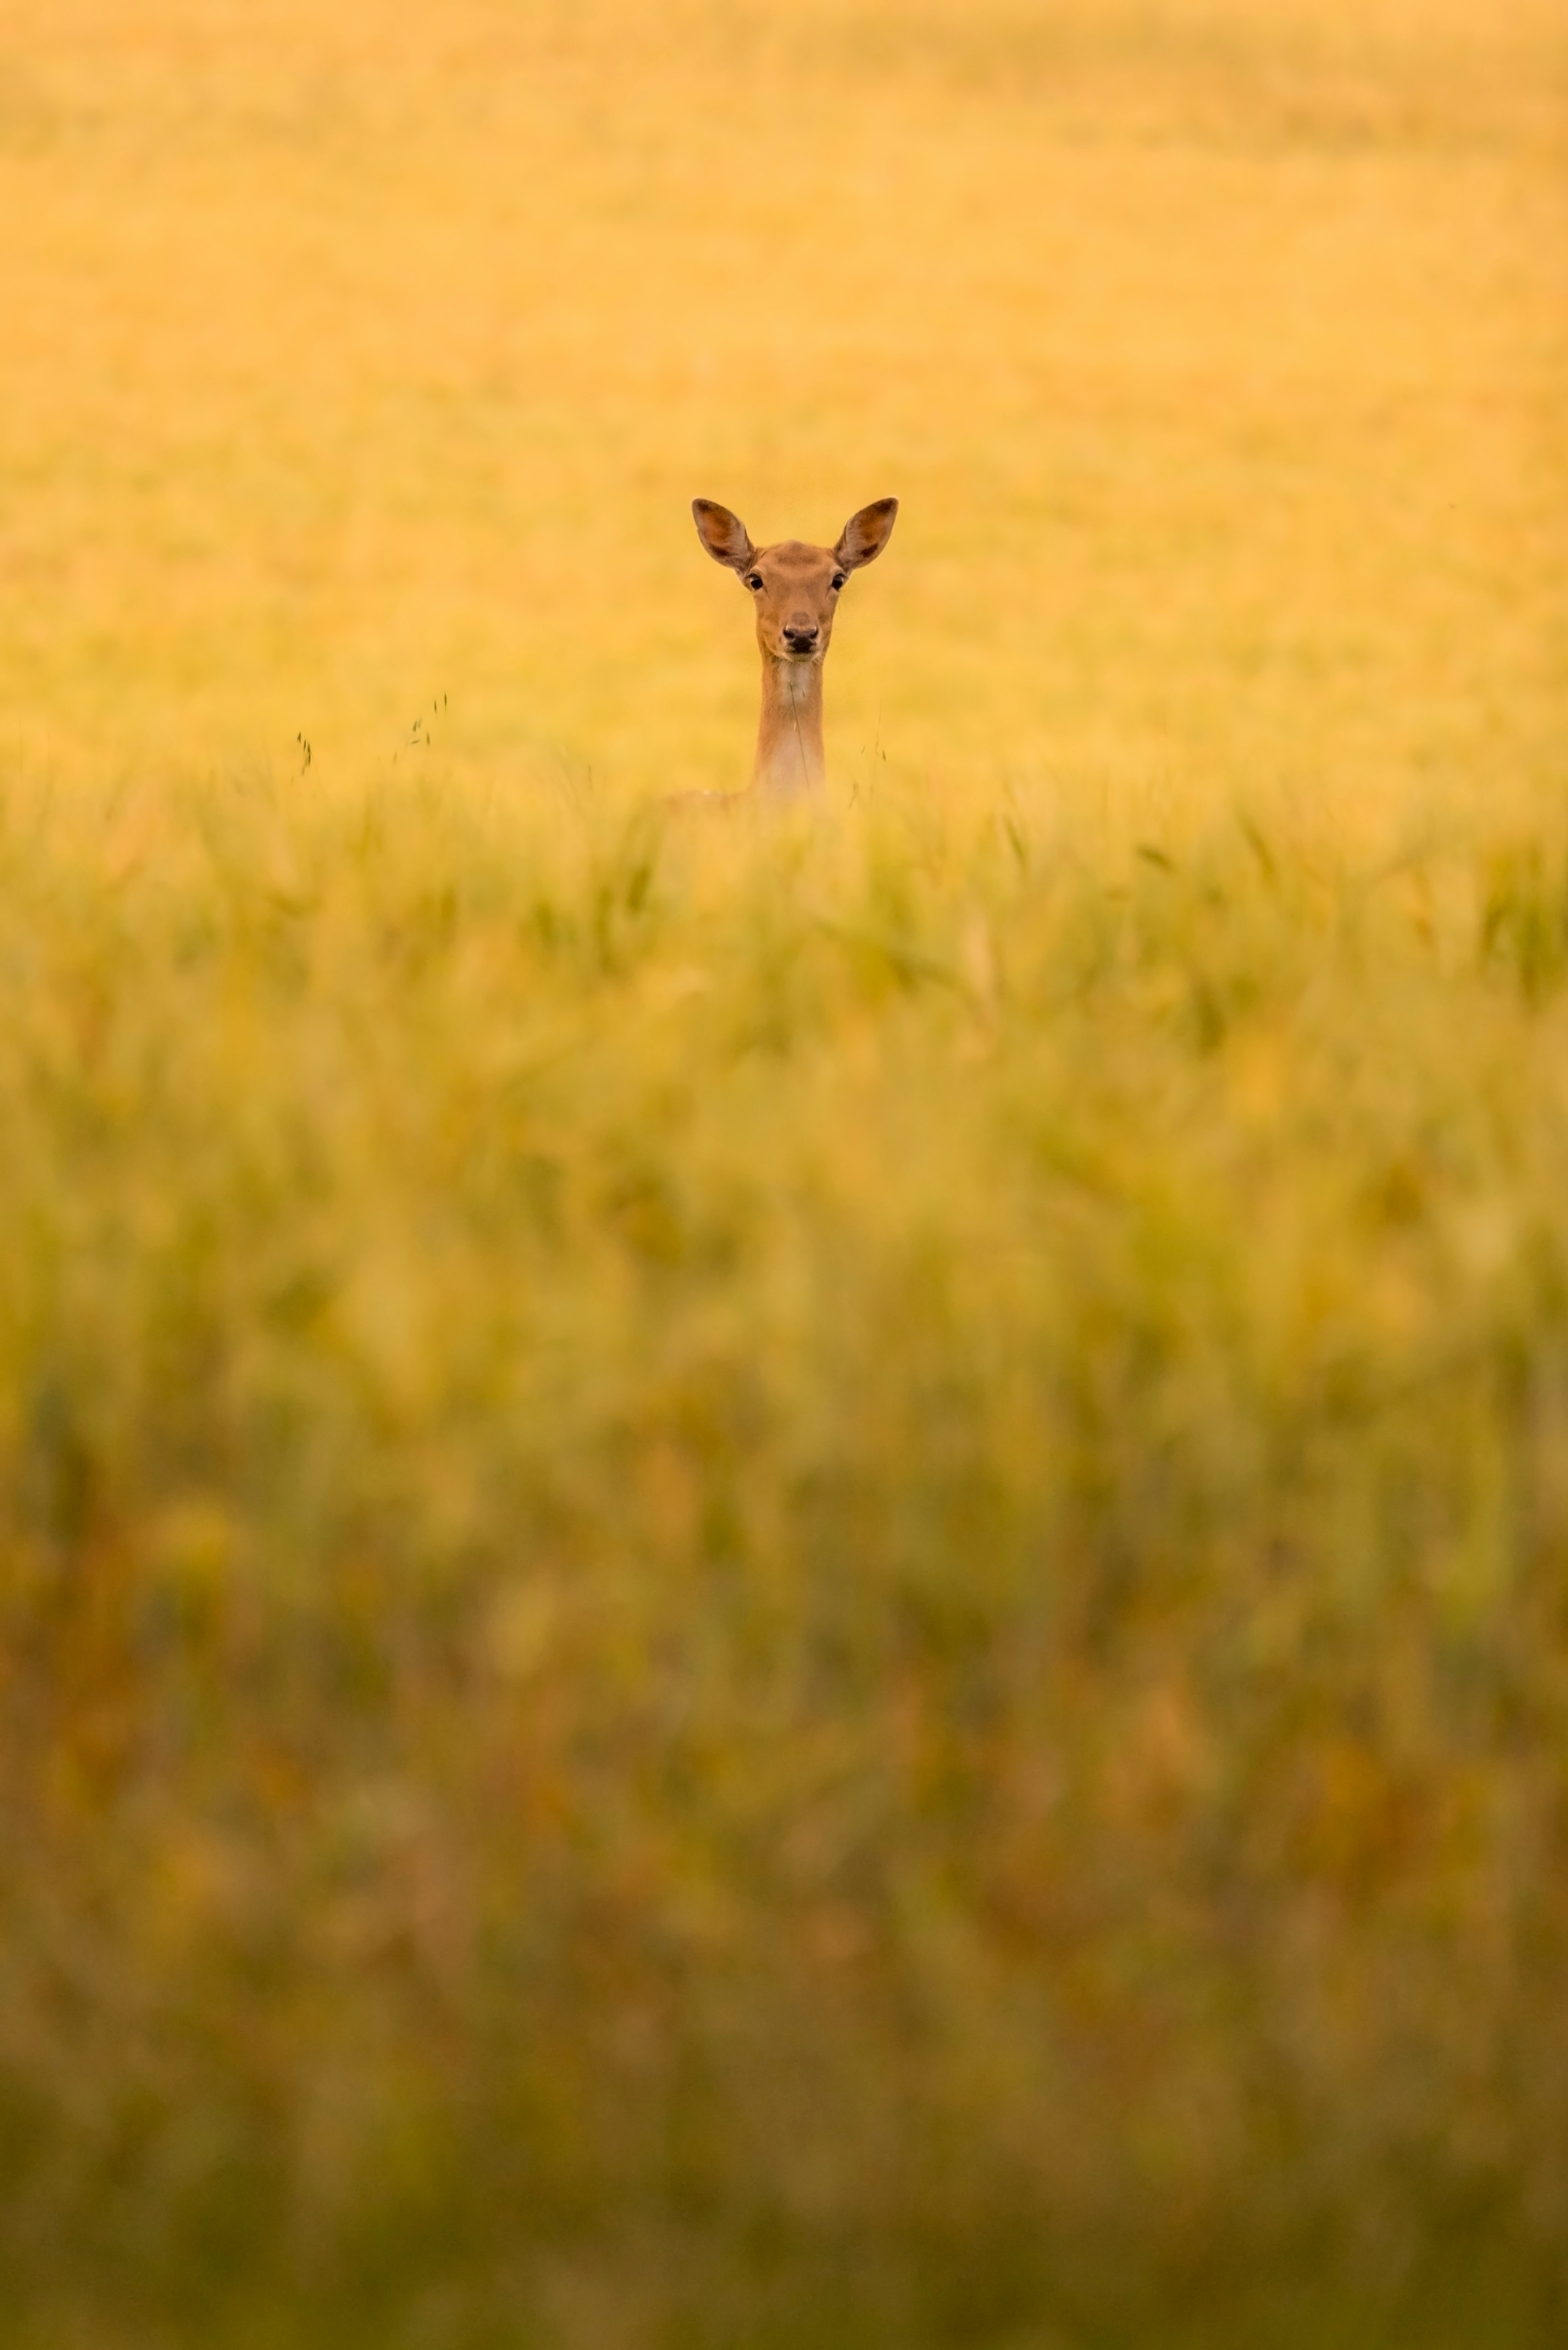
[3,771,1568,2345]
[3,0,1566,2337]
[2,0,1564,808]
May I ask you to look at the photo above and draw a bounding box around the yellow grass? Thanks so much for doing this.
[3,0,1564,814]
[3,3,1568,2344]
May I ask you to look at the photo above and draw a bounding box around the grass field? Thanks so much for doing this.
[3,2,1568,2344]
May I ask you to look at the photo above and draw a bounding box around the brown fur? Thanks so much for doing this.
[678,497,898,810]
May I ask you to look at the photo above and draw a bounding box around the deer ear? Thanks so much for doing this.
[834,497,898,571]
[693,499,756,571]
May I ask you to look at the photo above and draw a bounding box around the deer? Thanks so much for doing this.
[673,496,899,812]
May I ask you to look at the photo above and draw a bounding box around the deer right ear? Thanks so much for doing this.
[693,499,756,572]
[834,497,899,571]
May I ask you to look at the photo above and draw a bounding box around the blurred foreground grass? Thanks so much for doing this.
[4,770,1568,2346]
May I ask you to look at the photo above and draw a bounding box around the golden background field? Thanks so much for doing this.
[4,0,1564,810]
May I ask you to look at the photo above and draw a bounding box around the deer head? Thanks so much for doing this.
[693,496,898,666]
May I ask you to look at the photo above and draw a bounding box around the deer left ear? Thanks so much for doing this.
[693,499,757,572]
[834,497,898,571]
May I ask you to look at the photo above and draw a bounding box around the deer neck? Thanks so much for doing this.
[752,654,826,802]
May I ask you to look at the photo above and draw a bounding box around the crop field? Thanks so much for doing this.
[2,2,1568,2345]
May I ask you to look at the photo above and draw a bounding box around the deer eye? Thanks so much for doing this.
[831,572,847,590]
[745,573,763,591]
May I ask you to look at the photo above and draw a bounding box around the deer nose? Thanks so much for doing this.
[783,620,820,651]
